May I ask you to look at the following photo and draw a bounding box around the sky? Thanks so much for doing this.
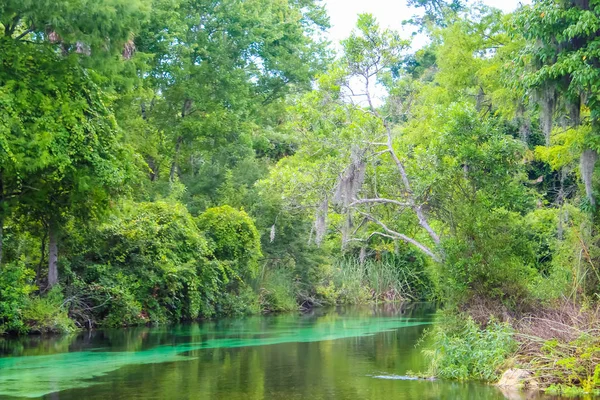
[322,0,532,106]
[324,0,532,45]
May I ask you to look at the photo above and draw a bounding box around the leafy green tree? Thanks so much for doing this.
[0,40,133,286]
[513,0,600,205]
[134,0,330,194]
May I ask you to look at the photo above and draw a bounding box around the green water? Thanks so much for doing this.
[0,304,562,399]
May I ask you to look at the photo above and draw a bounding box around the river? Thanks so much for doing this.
[0,304,573,399]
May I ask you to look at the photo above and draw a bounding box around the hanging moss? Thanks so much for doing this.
[540,85,556,146]
[580,149,598,206]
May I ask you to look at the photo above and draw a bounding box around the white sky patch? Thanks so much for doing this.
[323,0,532,107]
[324,0,532,47]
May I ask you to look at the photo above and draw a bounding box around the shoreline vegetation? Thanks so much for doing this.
[2,0,600,397]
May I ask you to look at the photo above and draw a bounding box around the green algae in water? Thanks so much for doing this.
[0,314,430,398]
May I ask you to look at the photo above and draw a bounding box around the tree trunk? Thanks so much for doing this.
[169,136,183,182]
[36,228,48,286]
[541,87,556,146]
[169,99,192,183]
[581,149,598,206]
[48,221,59,288]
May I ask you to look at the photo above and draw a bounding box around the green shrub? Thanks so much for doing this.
[523,206,589,303]
[197,205,262,279]
[529,334,600,394]
[441,208,537,306]
[546,384,600,397]
[331,258,371,304]
[215,284,261,317]
[22,287,76,334]
[318,254,433,305]
[61,201,267,326]
[64,201,225,325]
[0,261,35,334]
[260,268,298,312]
[422,313,517,382]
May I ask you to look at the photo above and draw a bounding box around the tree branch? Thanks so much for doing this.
[358,211,440,262]
[15,27,34,41]
[349,198,409,207]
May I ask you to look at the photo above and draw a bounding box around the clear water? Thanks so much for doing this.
[0,304,570,399]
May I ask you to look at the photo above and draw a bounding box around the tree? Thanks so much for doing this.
[0,0,148,283]
[265,15,442,261]
[513,0,600,206]
[0,40,132,286]
[133,0,330,198]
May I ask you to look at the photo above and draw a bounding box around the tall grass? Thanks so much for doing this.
[422,313,516,382]
[259,268,298,312]
[330,255,431,303]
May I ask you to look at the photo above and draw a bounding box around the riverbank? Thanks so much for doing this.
[0,304,511,400]
[422,300,600,397]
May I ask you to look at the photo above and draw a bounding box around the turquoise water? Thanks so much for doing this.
[0,304,570,399]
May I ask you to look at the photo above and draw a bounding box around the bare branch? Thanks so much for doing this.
[349,198,409,208]
[358,211,440,262]
[15,27,34,41]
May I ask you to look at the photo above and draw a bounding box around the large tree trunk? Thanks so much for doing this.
[48,221,59,288]
[540,86,556,146]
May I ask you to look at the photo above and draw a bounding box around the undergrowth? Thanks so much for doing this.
[421,312,517,382]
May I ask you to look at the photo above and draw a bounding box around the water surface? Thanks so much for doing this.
[0,304,569,399]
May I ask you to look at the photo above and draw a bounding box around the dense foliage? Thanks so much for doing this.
[2,1,600,392]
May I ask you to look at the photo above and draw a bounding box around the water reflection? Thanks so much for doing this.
[0,304,584,400]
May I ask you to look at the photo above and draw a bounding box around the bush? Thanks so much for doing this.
[63,201,225,325]
[61,201,267,326]
[215,284,261,317]
[22,287,76,334]
[314,254,433,305]
[197,205,262,280]
[539,335,600,394]
[0,261,35,334]
[422,313,517,382]
[441,208,537,306]
[260,268,298,312]
[330,258,371,304]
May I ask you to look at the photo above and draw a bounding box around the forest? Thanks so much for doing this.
[1,0,600,396]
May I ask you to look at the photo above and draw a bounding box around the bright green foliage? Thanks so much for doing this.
[423,314,517,382]
[63,201,226,325]
[0,0,147,52]
[513,0,600,207]
[0,261,35,334]
[197,205,262,280]
[513,0,600,118]
[420,105,538,303]
[321,254,433,305]
[259,268,298,312]
[0,40,131,214]
[133,0,330,206]
[22,287,76,334]
[214,284,261,316]
[0,0,330,333]
[533,334,600,395]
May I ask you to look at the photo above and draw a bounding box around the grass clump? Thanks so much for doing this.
[259,268,298,312]
[317,254,432,305]
[22,287,76,334]
[422,313,517,382]
[515,301,600,395]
